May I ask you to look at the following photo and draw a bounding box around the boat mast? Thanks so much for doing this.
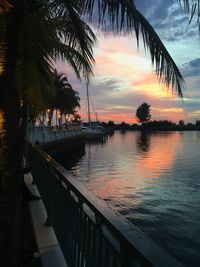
[86,82,91,127]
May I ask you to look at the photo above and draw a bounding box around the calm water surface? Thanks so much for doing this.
[58,131,200,266]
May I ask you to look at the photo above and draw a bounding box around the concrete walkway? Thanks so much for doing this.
[24,173,68,267]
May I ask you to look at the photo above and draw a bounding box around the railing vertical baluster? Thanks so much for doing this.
[85,216,91,266]
[94,229,100,267]
[91,222,97,265]
[71,207,76,266]
[72,202,80,267]
[120,242,135,267]
[104,240,110,267]
[111,248,120,267]
[79,212,86,267]
[76,206,82,267]
[83,215,88,267]
[97,231,104,267]
[66,228,71,264]
[85,217,92,267]
[70,199,76,266]
[77,209,82,267]
[69,232,73,266]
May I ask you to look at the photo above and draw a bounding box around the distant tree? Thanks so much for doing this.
[136,102,151,124]
[179,120,185,126]
[144,120,176,130]
[108,120,115,127]
[120,121,129,127]
[100,122,107,128]
[186,122,193,127]
[195,120,200,127]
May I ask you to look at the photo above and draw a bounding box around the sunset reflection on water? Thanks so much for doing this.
[59,131,200,267]
[83,131,181,208]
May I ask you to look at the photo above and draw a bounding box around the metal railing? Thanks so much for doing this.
[28,126,82,144]
[27,142,183,267]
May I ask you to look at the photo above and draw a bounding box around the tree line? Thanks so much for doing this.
[100,102,200,131]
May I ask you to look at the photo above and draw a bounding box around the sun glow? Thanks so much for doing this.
[93,132,181,207]
[130,73,175,98]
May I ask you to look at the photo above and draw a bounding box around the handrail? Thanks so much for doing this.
[26,141,183,267]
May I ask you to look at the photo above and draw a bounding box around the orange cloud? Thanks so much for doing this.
[130,73,175,98]
[93,36,151,84]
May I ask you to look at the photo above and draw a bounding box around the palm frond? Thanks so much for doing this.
[53,69,81,114]
[17,7,55,107]
[53,42,94,80]
[48,15,96,81]
[49,2,97,81]
[178,0,200,31]
[17,2,96,107]
[131,8,184,97]
[79,0,184,96]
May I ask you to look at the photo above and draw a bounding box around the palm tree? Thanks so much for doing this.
[0,1,189,266]
[27,70,81,126]
[53,70,80,126]
[0,2,95,266]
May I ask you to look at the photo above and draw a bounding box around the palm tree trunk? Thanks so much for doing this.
[56,109,58,127]
[20,99,32,169]
[0,7,23,266]
[20,99,28,147]
[0,102,23,267]
[48,109,54,126]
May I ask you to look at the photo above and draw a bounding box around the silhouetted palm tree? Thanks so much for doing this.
[28,70,81,126]
[54,70,80,126]
[0,2,95,266]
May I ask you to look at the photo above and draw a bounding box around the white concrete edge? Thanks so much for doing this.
[24,172,68,267]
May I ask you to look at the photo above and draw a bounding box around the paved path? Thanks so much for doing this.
[24,173,68,267]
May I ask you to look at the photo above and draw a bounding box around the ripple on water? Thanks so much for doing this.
[60,131,200,267]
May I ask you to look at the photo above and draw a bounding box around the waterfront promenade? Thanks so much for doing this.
[25,171,68,267]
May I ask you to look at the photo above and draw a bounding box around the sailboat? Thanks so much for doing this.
[81,83,105,140]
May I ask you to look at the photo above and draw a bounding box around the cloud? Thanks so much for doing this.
[134,0,171,20]
[182,58,200,77]
[135,0,198,47]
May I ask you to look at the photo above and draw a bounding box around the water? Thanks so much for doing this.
[57,131,200,266]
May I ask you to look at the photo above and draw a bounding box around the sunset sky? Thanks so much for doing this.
[57,0,200,124]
